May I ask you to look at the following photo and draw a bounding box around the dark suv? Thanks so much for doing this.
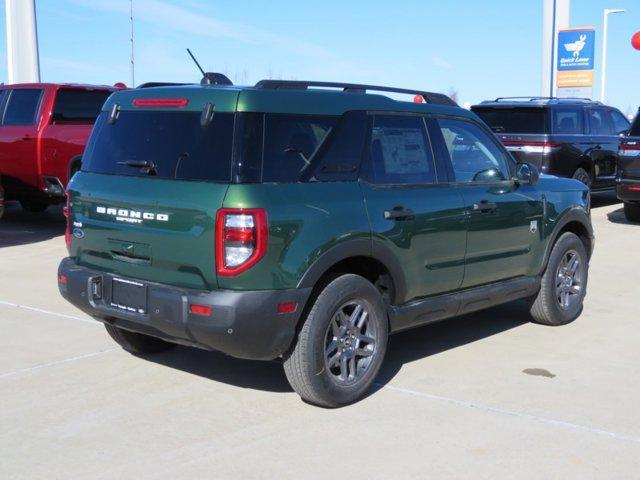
[617,108,640,221]
[58,78,593,407]
[472,97,630,191]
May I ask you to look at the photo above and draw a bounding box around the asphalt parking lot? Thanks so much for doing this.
[1,194,639,479]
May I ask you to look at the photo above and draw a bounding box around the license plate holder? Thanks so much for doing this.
[111,278,147,314]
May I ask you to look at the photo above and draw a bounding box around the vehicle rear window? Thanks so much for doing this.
[53,89,112,124]
[2,89,42,125]
[83,111,233,182]
[472,107,547,134]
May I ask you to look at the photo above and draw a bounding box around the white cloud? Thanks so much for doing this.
[67,0,334,58]
[432,56,453,70]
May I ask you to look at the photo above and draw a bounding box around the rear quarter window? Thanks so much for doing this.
[235,113,340,183]
[472,107,547,134]
[53,89,112,124]
[83,111,234,182]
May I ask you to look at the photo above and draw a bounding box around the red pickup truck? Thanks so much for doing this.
[0,83,121,213]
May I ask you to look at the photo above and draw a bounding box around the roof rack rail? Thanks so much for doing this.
[254,80,457,106]
[492,96,598,103]
[137,82,193,89]
[493,96,553,102]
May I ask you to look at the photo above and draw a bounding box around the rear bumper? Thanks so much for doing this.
[617,180,640,203]
[58,258,311,360]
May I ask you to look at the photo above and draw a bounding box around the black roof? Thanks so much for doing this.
[473,97,603,108]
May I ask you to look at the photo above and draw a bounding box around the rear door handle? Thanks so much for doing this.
[384,207,415,221]
[473,200,498,213]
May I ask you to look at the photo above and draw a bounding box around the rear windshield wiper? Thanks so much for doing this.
[117,160,157,175]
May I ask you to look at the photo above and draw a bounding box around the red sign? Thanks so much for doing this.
[632,32,640,51]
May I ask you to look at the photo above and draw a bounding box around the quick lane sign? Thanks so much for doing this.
[557,27,595,96]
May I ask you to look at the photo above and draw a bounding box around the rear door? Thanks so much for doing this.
[429,116,544,288]
[73,107,235,291]
[360,113,466,303]
[586,107,620,187]
[0,88,43,196]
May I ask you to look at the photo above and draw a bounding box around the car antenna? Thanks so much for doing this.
[186,48,206,77]
[186,48,233,86]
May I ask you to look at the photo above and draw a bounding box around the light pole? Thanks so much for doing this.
[601,8,625,102]
[130,0,135,87]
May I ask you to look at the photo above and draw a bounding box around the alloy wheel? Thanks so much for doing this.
[324,300,378,386]
[556,249,584,310]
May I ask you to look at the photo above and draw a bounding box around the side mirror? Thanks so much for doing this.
[515,162,540,186]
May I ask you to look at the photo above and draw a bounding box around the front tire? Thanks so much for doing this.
[283,274,388,408]
[623,202,640,222]
[529,232,588,326]
[104,324,175,354]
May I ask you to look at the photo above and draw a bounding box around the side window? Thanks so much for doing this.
[364,114,436,185]
[608,109,630,135]
[553,108,584,134]
[262,114,337,182]
[588,108,615,135]
[436,118,510,183]
[52,89,112,124]
[3,89,42,125]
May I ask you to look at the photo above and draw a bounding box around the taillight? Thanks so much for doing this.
[502,140,560,154]
[215,208,268,276]
[63,193,71,251]
[132,98,189,108]
[619,144,640,157]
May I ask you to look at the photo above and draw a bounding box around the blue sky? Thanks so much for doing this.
[0,0,638,115]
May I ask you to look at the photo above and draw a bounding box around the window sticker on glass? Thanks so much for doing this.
[373,126,430,175]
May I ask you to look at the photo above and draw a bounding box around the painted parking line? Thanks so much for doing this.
[0,348,118,379]
[0,300,98,325]
[2,300,637,447]
[376,383,640,445]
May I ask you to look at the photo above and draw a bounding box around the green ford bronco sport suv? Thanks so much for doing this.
[58,76,594,407]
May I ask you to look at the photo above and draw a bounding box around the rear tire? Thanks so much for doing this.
[283,274,388,408]
[572,168,592,188]
[623,202,640,222]
[529,232,588,326]
[104,324,175,354]
[19,199,49,213]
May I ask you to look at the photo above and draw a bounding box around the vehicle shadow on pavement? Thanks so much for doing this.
[371,300,530,396]
[144,300,532,397]
[0,202,65,248]
[144,347,293,392]
[606,207,639,226]
[590,191,619,209]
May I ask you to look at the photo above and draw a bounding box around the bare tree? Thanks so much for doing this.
[448,87,459,104]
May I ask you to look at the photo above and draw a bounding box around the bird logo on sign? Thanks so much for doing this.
[564,34,587,58]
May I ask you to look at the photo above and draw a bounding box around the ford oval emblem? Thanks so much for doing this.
[72,227,85,239]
